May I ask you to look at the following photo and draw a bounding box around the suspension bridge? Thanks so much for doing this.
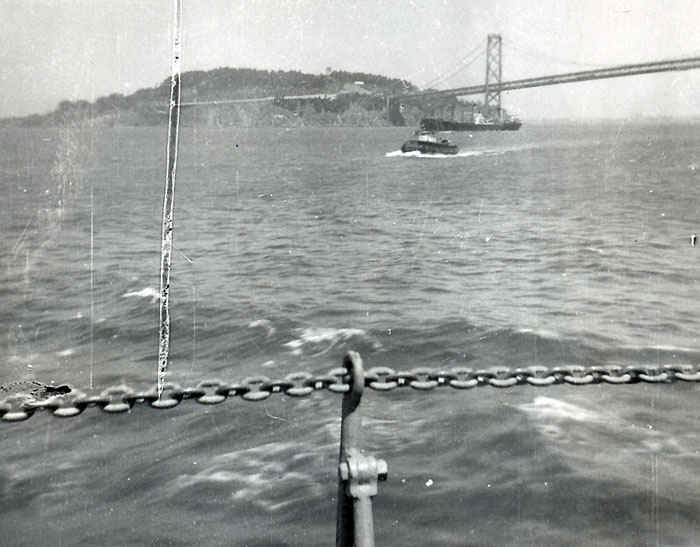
[386,34,700,126]
[180,34,700,128]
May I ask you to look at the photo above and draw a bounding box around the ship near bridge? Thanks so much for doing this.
[388,33,700,130]
[420,116,521,132]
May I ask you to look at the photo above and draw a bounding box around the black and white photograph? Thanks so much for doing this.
[2,1,700,545]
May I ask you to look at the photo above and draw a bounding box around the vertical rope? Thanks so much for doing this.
[158,0,182,396]
[89,185,94,389]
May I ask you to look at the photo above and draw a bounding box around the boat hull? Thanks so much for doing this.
[401,139,458,155]
[420,118,522,131]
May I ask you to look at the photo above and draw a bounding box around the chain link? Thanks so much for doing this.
[2,363,699,422]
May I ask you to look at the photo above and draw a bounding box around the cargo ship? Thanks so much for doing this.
[421,117,521,131]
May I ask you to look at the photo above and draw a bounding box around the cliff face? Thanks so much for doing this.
[2,68,417,128]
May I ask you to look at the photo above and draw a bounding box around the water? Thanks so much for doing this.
[2,122,700,546]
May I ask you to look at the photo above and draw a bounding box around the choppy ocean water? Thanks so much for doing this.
[2,122,700,546]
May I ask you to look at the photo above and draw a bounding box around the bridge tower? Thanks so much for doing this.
[484,34,502,121]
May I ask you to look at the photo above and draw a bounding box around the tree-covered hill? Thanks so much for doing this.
[3,68,418,127]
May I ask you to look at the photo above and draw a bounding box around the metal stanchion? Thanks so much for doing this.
[336,352,388,547]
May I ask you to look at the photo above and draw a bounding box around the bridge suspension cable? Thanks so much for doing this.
[422,43,484,90]
[502,37,612,71]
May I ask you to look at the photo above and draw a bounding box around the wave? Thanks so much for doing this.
[248,318,276,337]
[514,393,696,464]
[342,318,700,371]
[514,327,563,340]
[168,441,327,512]
[517,396,603,423]
[122,287,160,303]
[283,327,379,356]
[618,343,700,354]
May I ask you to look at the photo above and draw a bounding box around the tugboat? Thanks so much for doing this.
[401,130,458,155]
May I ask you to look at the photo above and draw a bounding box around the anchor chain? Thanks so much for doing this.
[2,362,699,422]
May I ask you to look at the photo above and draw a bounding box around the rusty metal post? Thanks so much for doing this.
[336,352,387,547]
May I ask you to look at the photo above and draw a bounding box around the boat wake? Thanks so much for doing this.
[386,142,545,159]
[385,149,484,159]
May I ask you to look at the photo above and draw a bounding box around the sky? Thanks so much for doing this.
[2,0,700,119]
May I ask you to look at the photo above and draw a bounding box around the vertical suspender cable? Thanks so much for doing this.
[158,0,183,396]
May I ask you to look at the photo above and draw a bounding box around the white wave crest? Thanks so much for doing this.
[284,327,373,356]
[517,396,602,423]
[515,327,562,340]
[122,287,160,303]
[248,319,276,337]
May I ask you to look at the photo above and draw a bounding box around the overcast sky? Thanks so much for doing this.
[2,0,700,119]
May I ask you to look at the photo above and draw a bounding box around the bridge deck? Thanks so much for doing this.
[395,56,700,101]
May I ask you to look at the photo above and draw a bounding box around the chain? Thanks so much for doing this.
[2,363,699,423]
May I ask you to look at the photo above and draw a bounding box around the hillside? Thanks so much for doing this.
[3,68,418,128]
